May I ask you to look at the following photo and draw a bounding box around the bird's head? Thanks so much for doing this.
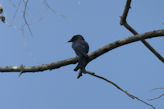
[68,35,84,42]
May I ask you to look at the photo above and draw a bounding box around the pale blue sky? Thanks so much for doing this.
[0,0,164,109]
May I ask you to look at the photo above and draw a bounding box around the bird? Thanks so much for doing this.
[68,35,89,72]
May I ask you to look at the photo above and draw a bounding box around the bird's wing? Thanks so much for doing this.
[73,41,89,57]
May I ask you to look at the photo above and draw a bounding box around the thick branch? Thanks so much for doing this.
[120,0,131,25]
[88,30,164,61]
[120,0,164,63]
[0,29,163,73]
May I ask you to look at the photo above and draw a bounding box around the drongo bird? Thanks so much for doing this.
[68,35,89,72]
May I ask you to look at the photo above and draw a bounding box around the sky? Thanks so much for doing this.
[0,0,164,109]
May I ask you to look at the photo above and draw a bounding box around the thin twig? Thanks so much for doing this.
[11,0,22,24]
[20,23,38,65]
[23,0,34,37]
[148,94,164,101]
[43,0,68,19]
[28,7,48,25]
[120,0,164,63]
[147,87,164,101]
[85,71,155,109]
[151,87,164,91]
[85,71,135,99]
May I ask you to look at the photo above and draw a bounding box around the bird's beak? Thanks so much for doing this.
[67,39,72,42]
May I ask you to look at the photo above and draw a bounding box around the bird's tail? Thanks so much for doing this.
[74,55,88,72]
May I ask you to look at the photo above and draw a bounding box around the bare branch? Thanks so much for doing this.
[151,87,164,91]
[148,94,164,101]
[148,87,164,101]
[120,0,131,25]
[85,71,155,109]
[88,30,164,61]
[11,0,22,24]
[86,71,135,99]
[23,0,34,37]
[120,0,164,63]
[0,29,163,73]
[43,0,68,19]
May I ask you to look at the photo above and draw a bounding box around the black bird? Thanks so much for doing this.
[68,35,89,72]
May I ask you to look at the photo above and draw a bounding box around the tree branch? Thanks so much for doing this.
[85,71,155,109]
[0,29,163,73]
[148,94,164,101]
[23,0,34,37]
[120,0,164,63]
[148,87,164,101]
